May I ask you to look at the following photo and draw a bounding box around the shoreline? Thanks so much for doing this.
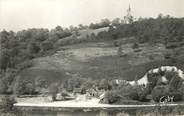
[14,103,182,108]
[14,98,184,109]
[14,102,184,113]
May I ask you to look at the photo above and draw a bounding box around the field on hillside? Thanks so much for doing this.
[18,38,184,83]
[78,27,109,38]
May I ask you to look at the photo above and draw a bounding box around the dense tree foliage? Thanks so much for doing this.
[14,78,37,95]
[89,18,111,29]
[0,96,16,112]
[108,16,184,45]
[103,69,184,104]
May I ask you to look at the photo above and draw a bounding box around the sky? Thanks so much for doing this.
[0,0,183,31]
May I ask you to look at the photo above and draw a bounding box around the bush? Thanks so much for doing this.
[64,77,85,92]
[169,91,182,102]
[151,85,169,102]
[27,42,40,54]
[35,76,48,89]
[15,79,37,95]
[49,83,59,101]
[151,71,183,102]
[17,61,33,70]
[0,96,24,116]
[81,79,93,92]
[101,86,146,104]
[168,73,182,90]
[0,79,8,94]
[119,85,139,100]
[164,52,172,59]
[147,73,160,89]
[119,85,148,101]
[136,85,149,101]
[100,90,121,104]
[99,79,110,90]
[132,43,139,49]
[40,40,53,52]
[179,84,184,100]
[0,50,10,71]
[134,48,142,52]
[149,55,155,61]
[166,43,178,49]
[0,71,15,94]
[0,96,16,112]
[113,40,120,47]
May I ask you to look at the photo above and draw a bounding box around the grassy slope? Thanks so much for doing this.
[16,27,184,83]
[18,36,184,83]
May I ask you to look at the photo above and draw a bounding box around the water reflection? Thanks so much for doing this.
[22,107,184,116]
[25,110,127,116]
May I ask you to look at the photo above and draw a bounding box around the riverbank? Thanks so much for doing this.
[12,96,184,116]
[14,97,184,108]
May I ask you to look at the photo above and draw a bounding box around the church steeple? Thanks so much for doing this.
[127,4,131,13]
[124,4,133,24]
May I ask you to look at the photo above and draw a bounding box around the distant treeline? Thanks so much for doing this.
[110,16,184,45]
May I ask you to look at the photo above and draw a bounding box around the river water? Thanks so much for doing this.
[21,108,139,116]
[20,108,184,116]
[18,104,184,116]
[24,110,132,116]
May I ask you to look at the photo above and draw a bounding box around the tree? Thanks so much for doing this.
[0,49,10,70]
[165,71,178,82]
[55,26,63,31]
[117,45,123,57]
[49,83,58,101]
[89,23,96,29]
[63,28,72,37]
[135,85,148,101]
[157,13,164,19]
[112,18,120,26]
[0,30,10,48]
[132,43,139,49]
[35,76,47,88]
[0,96,16,113]
[100,18,111,27]
[99,79,109,90]
[169,74,182,91]
[169,91,183,102]
[33,29,49,42]
[69,25,75,31]
[103,90,121,104]
[78,24,85,29]
[119,85,139,100]
[0,71,15,94]
[40,40,53,52]
[27,42,40,54]
[66,77,84,91]
[81,78,93,91]
[109,26,118,40]
[49,26,72,41]
[0,79,8,94]
[15,79,36,95]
